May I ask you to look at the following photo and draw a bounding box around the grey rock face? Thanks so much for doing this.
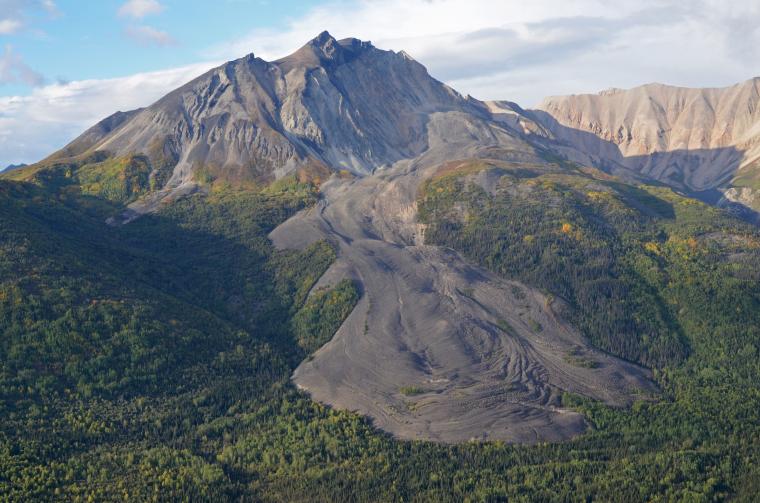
[47,109,143,162]
[58,31,483,189]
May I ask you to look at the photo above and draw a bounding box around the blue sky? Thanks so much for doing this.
[2,0,759,166]
[1,0,320,96]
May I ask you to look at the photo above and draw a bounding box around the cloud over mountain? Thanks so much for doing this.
[0,61,216,165]
[125,25,176,46]
[0,45,44,86]
[118,0,165,19]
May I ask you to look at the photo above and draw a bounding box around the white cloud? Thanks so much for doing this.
[0,18,23,34]
[207,0,760,105]
[0,45,43,86]
[0,61,217,166]
[0,1,59,34]
[125,25,175,46]
[40,0,58,15]
[118,0,164,19]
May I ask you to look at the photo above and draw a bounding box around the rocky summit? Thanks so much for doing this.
[51,32,481,190]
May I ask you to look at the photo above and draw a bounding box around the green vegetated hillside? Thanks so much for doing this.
[1,157,760,502]
[2,152,165,206]
[417,159,760,499]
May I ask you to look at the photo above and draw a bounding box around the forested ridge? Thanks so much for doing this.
[1,156,760,501]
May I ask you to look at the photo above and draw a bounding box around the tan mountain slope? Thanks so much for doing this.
[524,79,760,215]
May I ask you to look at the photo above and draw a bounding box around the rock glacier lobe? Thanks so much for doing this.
[270,109,656,443]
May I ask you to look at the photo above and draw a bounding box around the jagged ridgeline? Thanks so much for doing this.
[2,31,760,502]
[12,32,475,199]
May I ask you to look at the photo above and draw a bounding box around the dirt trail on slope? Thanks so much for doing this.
[270,119,656,443]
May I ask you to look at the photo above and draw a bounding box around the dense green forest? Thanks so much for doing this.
[1,157,760,501]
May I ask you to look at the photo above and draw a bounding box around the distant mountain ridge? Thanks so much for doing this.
[2,163,27,173]
[528,79,760,215]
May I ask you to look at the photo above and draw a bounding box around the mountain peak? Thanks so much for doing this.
[276,30,347,71]
[306,30,340,58]
[49,31,480,201]
[275,31,377,72]
[309,30,338,48]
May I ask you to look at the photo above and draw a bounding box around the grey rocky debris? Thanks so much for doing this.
[270,107,656,443]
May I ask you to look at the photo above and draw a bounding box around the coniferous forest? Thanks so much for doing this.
[2,156,760,502]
